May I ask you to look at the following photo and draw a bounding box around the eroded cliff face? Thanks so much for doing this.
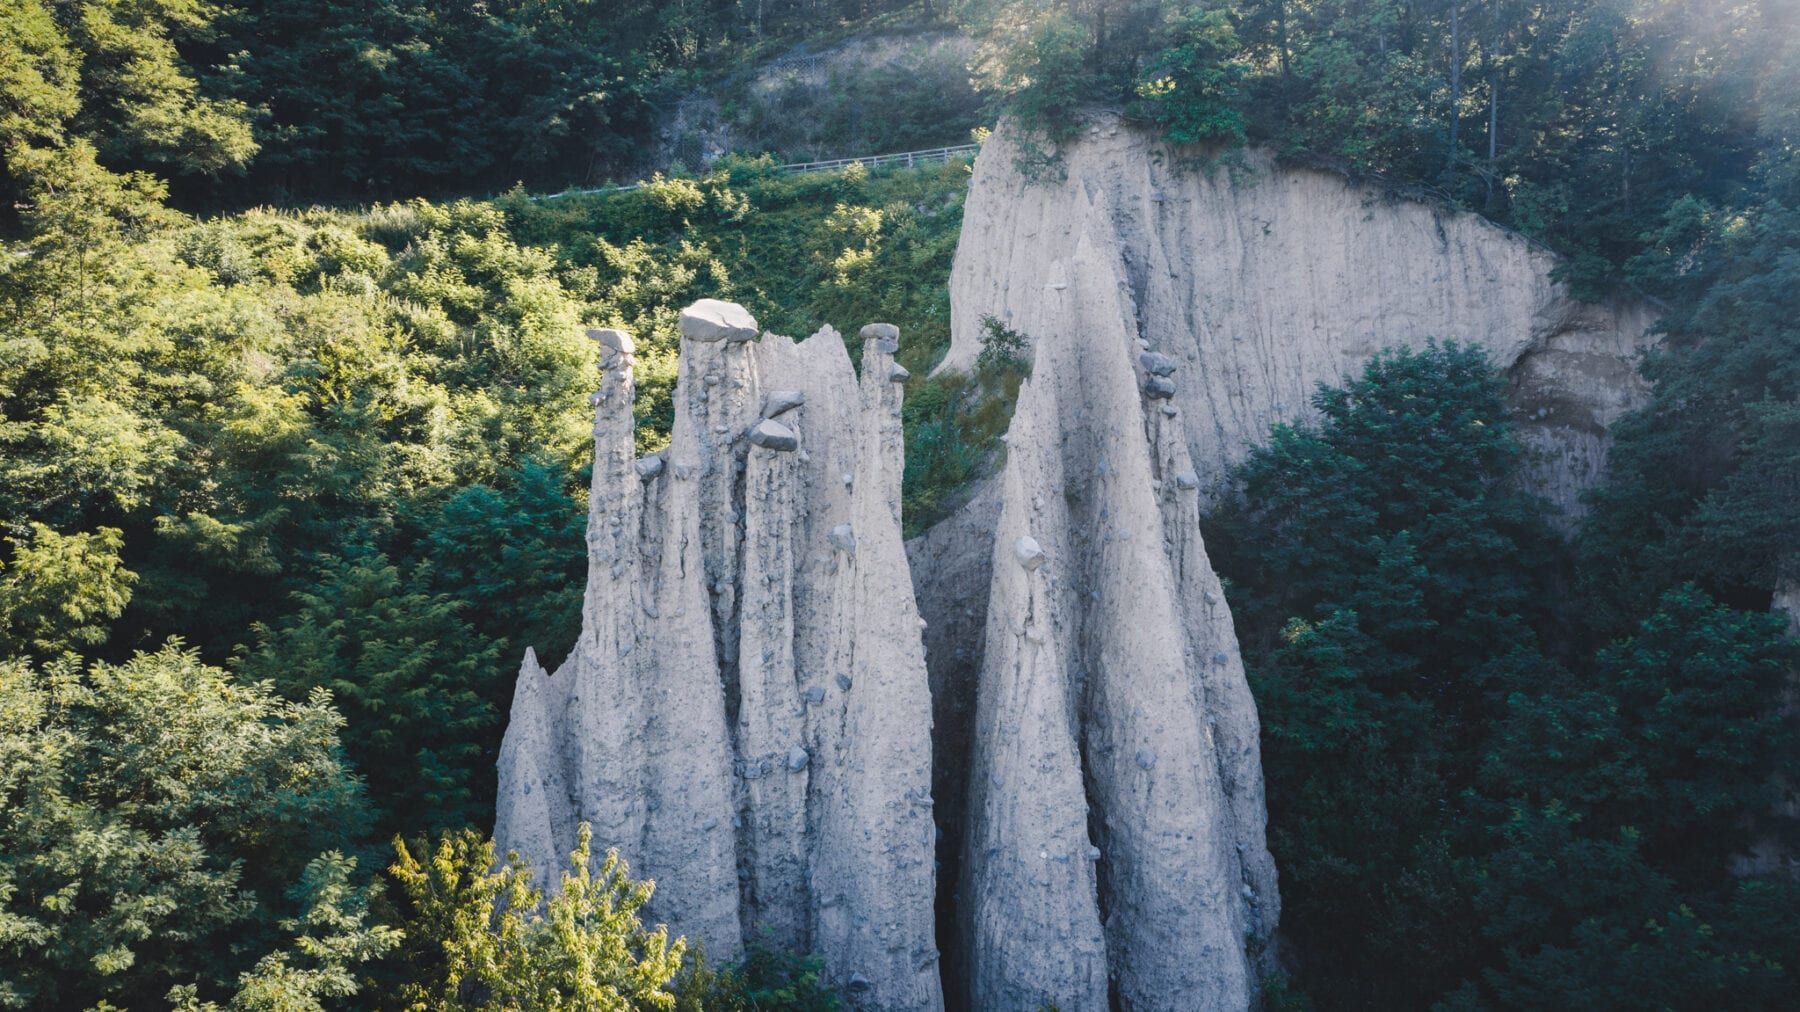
[498,116,1664,1011]
[924,231,1279,1011]
[909,117,1663,1008]
[937,116,1659,522]
[495,305,942,1010]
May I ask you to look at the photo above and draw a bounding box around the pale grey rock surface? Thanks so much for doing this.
[902,112,1668,1010]
[495,306,942,1011]
[588,327,635,355]
[763,389,807,418]
[939,114,1660,525]
[943,225,1279,1011]
[679,297,762,343]
[748,418,800,451]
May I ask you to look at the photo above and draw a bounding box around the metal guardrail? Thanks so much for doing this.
[537,143,980,202]
[771,144,979,175]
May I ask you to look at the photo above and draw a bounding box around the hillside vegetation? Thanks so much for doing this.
[3,1,1799,1009]
[2,21,970,991]
[947,5,1800,1003]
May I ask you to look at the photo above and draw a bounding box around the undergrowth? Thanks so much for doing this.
[496,155,971,455]
[901,315,1031,536]
[499,153,1020,536]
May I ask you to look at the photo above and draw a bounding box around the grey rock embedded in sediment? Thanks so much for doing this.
[589,327,636,354]
[763,390,807,418]
[830,524,857,555]
[861,323,901,355]
[679,298,761,343]
[1143,375,1177,400]
[1139,351,1176,376]
[748,418,800,451]
[1013,536,1045,571]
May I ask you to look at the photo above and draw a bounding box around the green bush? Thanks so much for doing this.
[389,825,685,1011]
[1134,8,1248,148]
[900,317,1031,536]
[0,645,383,1009]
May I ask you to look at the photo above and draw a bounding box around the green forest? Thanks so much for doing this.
[3,0,1798,1009]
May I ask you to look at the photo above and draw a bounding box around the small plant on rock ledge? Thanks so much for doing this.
[976,313,1030,375]
[900,315,1033,536]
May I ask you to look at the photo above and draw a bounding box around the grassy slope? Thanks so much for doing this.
[496,154,1014,532]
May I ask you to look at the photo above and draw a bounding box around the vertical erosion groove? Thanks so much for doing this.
[495,305,942,1010]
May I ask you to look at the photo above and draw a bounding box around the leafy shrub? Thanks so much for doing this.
[677,944,843,1012]
[0,645,378,1008]
[901,318,1032,536]
[966,4,1098,176]
[389,824,685,1010]
[1135,8,1248,148]
[975,313,1030,374]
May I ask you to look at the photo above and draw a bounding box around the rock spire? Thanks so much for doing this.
[938,114,1658,525]
[495,113,1668,1010]
[909,114,1665,1008]
[943,232,1280,1010]
[495,305,943,1010]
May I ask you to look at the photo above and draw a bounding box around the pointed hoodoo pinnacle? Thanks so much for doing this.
[679,298,760,343]
[498,301,944,1011]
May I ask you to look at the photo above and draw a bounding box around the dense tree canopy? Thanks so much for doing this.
[0,645,384,1008]
[960,0,1795,296]
[1207,345,1800,1008]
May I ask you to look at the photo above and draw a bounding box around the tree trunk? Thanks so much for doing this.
[1486,25,1500,207]
[1278,2,1292,81]
[1483,60,1497,205]
[1448,2,1462,174]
